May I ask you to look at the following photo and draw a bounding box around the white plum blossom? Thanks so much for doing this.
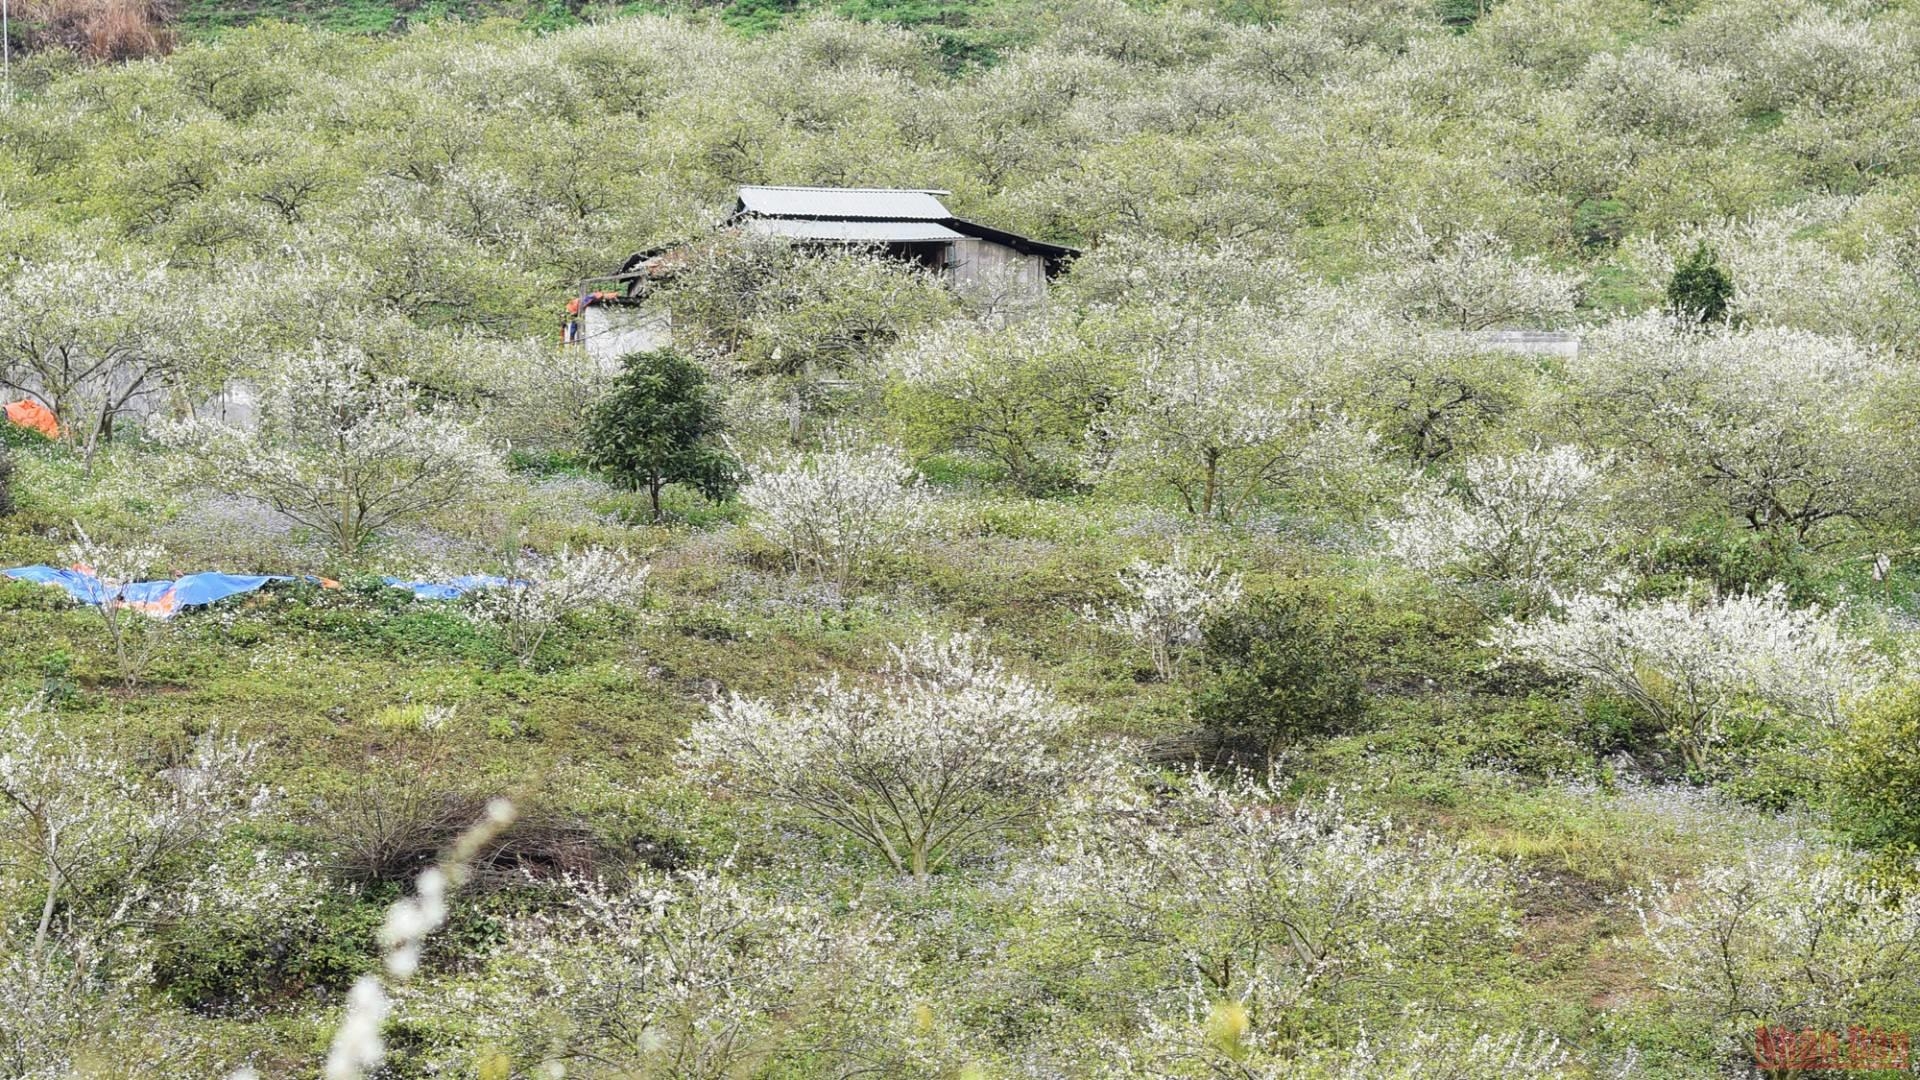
[1104,1007,1569,1079]
[1030,770,1512,1060]
[1638,841,1920,1060]
[325,977,392,1080]
[64,520,171,688]
[1088,547,1243,680]
[463,545,652,666]
[740,439,930,589]
[1492,584,1885,770]
[153,343,505,553]
[681,634,1078,880]
[1386,445,1612,610]
[1571,313,1903,540]
[457,870,884,1077]
[1092,309,1378,519]
[1365,224,1581,331]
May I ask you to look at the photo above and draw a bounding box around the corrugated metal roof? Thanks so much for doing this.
[743,217,965,243]
[736,185,953,221]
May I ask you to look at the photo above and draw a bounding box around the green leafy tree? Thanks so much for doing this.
[585,349,741,523]
[1194,590,1366,761]
[1666,241,1734,325]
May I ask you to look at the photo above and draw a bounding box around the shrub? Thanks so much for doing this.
[461,545,651,667]
[1088,547,1243,681]
[1665,241,1733,325]
[1831,685,1920,858]
[681,633,1080,880]
[739,439,929,589]
[1492,584,1884,773]
[1195,590,1367,760]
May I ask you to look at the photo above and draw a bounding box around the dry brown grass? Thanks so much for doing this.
[16,0,177,61]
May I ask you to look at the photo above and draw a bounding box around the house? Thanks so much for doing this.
[568,186,1078,366]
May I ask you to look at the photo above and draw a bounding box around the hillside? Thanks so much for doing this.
[4,1,1920,1077]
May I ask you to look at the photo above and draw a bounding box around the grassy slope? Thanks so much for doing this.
[0,432,1756,1069]
[176,0,1009,52]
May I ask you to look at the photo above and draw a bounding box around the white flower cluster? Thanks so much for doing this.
[740,439,930,589]
[682,633,1077,880]
[1492,584,1885,769]
[152,343,505,554]
[1386,445,1612,609]
[463,545,652,665]
[1638,840,1920,1055]
[458,869,883,1076]
[1365,223,1582,332]
[1035,770,1513,1070]
[1088,547,1242,680]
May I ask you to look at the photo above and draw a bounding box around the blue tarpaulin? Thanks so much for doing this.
[381,575,518,601]
[4,565,297,617]
[5,566,520,617]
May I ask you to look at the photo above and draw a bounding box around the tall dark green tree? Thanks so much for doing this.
[1665,242,1734,326]
[585,349,741,523]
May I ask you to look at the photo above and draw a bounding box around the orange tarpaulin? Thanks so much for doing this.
[5,400,59,439]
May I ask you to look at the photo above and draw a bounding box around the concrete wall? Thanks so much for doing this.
[582,303,673,371]
[1475,329,1580,360]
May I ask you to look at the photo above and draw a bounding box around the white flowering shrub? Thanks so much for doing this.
[64,520,171,688]
[1492,584,1885,771]
[463,546,651,666]
[1385,445,1612,610]
[1088,547,1242,680]
[451,870,883,1077]
[1638,842,1920,1065]
[1572,47,1734,145]
[153,343,505,554]
[1103,1008,1570,1080]
[887,317,1113,495]
[0,712,263,968]
[682,634,1078,880]
[0,710,262,1076]
[740,439,929,588]
[1029,770,1512,1058]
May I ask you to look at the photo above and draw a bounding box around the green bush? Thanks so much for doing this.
[1665,241,1734,325]
[1193,590,1366,760]
[1831,685,1920,858]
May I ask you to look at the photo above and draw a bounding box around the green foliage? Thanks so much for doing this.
[1194,589,1367,759]
[1664,241,1733,325]
[1831,685,1920,858]
[583,349,741,522]
[153,887,384,1012]
[1633,517,1821,604]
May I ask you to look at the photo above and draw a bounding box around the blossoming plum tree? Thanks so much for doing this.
[1492,584,1885,770]
[1030,771,1513,1066]
[462,545,652,667]
[1386,445,1612,612]
[156,343,504,554]
[681,634,1078,881]
[1088,547,1242,680]
[739,439,928,589]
